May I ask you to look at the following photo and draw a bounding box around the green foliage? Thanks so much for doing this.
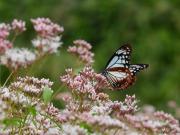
[79,122,93,134]
[0,0,179,111]
[3,117,21,127]
[27,106,37,116]
[42,87,53,104]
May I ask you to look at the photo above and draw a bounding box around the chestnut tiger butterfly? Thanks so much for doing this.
[102,44,148,90]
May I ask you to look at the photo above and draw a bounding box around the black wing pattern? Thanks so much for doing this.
[102,43,148,89]
[103,70,128,88]
[129,64,149,75]
[105,44,132,69]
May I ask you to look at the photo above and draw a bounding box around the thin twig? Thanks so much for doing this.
[40,113,62,129]
[51,84,64,100]
[2,71,14,87]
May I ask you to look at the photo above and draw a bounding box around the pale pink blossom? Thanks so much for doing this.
[11,19,26,33]
[0,23,11,39]
[61,68,95,95]
[125,112,180,134]
[68,39,94,65]
[61,66,109,93]
[60,66,110,103]
[110,95,138,115]
[62,123,88,135]
[46,104,74,123]
[31,17,64,38]
[31,18,64,55]
[88,95,138,117]
[31,18,64,54]
[154,111,179,126]
[0,96,7,121]
[0,48,36,70]
[79,112,127,130]
[10,76,53,96]
[0,77,62,134]
[0,39,12,54]
[32,36,62,54]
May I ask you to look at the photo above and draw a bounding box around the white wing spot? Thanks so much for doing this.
[109,71,127,78]
[116,50,124,54]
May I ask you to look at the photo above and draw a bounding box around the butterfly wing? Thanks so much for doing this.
[105,44,132,69]
[129,64,149,76]
[102,44,148,90]
[102,67,133,89]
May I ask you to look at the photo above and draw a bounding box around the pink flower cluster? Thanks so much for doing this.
[0,19,36,71]
[154,111,180,133]
[0,39,12,54]
[0,18,179,134]
[0,23,12,54]
[0,48,36,70]
[59,63,180,134]
[68,39,94,65]
[46,104,73,123]
[10,76,53,96]
[110,95,138,115]
[79,112,127,130]
[31,18,64,54]
[0,76,62,134]
[0,18,63,71]
[60,66,109,101]
[124,111,180,134]
[0,76,53,107]
[0,23,11,39]
[0,19,25,47]
[11,19,26,33]
[31,18,64,38]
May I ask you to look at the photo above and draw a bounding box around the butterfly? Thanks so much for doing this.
[102,44,149,90]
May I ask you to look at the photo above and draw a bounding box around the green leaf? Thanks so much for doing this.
[3,117,21,127]
[79,122,93,134]
[42,86,53,104]
[74,67,83,74]
[28,106,37,116]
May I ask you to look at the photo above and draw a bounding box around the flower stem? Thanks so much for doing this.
[11,32,18,43]
[40,113,62,129]
[18,115,28,135]
[79,95,84,112]
[2,71,14,87]
[51,84,64,100]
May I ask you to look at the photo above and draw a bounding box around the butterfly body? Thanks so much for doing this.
[102,44,148,90]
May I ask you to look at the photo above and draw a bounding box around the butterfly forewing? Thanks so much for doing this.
[106,44,132,69]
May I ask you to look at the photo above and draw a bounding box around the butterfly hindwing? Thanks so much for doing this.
[129,64,149,76]
[102,67,130,88]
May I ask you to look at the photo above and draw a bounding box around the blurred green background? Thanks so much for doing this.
[0,0,180,111]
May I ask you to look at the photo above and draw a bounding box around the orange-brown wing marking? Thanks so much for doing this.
[104,67,135,89]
